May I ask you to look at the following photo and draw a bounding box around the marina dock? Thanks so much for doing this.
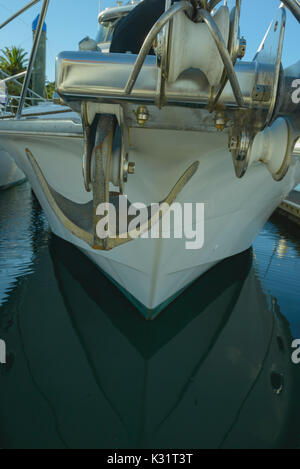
[278,190,300,226]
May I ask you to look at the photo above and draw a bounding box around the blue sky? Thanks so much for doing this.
[0,0,299,82]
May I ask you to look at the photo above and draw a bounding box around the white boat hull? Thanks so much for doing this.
[0,115,299,317]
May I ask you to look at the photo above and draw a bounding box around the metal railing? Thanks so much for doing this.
[2,96,42,116]
[124,0,299,110]
[0,0,49,119]
[0,70,46,100]
[0,0,299,119]
[16,0,50,118]
[211,0,300,21]
[0,0,41,30]
[0,69,48,116]
[282,0,300,21]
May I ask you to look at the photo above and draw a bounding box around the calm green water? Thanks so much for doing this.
[0,182,300,449]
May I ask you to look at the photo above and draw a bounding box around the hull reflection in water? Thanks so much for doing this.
[0,238,298,449]
[0,183,48,306]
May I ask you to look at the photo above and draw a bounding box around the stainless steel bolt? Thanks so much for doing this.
[128,162,136,175]
[238,37,247,59]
